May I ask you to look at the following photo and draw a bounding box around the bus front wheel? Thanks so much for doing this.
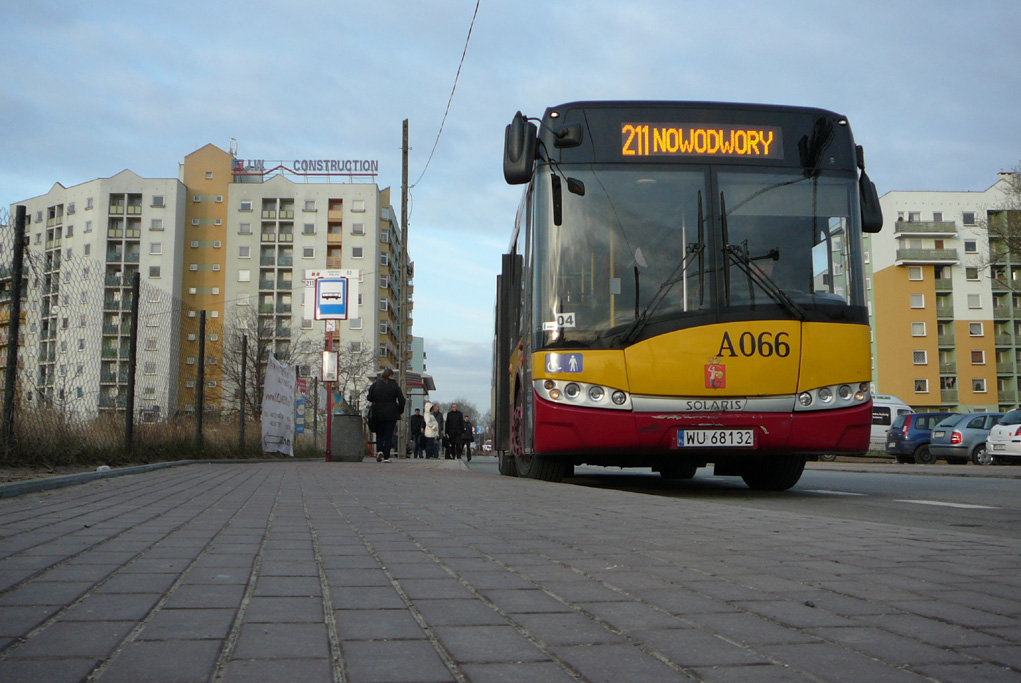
[740,455,806,491]
[516,453,567,482]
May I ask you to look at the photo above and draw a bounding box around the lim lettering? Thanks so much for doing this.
[621,124,783,159]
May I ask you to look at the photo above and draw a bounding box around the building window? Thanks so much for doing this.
[965,267,979,281]
[973,378,987,393]
[205,171,213,179]
[303,246,315,258]
[908,266,923,281]
[149,266,161,278]
[911,322,926,337]
[152,195,164,208]
[969,322,984,337]
[68,202,76,215]
[380,322,388,334]
[962,211,976,225]
[149,242,162,255]
[352,247,364,258]
[85,221,92,233]
[964,240,978,254]
[238,269,250,282]
[239,223,253,235]
[910,294,924,308]
[352,223,365,235]
[239,246,251,258]
[380,275,389,288]
[912,350,927,365]
[303,223,315,235]
[914,379,929,393]
[381,229,390,243]
[380,253,388,267]
[301,318,313,329]
[352,199,366,213]
[191,219,200,226]
[150,219,163,231]
[971,350,985,365]
[304,200,316,211]
[66,225,74,237]
[144,362,157,375]
[380,298,388,312]
[349,318,362,329]
[240,200,253,212]
[932,211,942,221]
[237,293,249,306]
[145,337,158,351]
[215,195,223,203]
[193,195,201,203]
[968,293,981,309]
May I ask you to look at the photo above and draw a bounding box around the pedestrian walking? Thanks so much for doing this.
[460,414,474,461]
[366,367,406,463]
[445,403,464,459]
[424,402,441,459]
[409,408,425,458]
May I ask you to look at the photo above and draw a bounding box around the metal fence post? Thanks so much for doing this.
[2,206,27,455]
[125,272,140,451]
[196,310,205,452]
[239,333,246,453]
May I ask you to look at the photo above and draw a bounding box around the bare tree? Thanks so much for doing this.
[983,166,1021,288]
[219,306,320,417]
[333,341,377,413]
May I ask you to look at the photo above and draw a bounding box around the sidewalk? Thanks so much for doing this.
[0,459,1018,682]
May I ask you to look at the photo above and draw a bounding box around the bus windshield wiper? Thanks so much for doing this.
[619,192,706,345]
[724,244,807,321]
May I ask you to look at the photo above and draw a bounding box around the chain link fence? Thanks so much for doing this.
[1,206,328,467]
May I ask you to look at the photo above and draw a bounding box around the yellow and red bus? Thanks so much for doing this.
[493,101,883,489]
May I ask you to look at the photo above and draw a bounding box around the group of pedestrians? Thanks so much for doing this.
[409,402,474,460]
[366,368,474,463]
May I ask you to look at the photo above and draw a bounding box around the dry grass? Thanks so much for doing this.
[0,410,325,467]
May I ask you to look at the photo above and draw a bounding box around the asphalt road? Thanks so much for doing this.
[467,457,1021,540]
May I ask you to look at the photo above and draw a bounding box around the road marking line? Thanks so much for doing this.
[805,489,867,496]
[894,499,998,510]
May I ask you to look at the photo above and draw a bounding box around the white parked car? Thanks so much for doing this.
[985,408,1021,463]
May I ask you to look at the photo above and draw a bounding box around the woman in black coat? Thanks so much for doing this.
[366,368,406,462]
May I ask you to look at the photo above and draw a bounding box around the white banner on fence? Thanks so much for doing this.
[262,353,296,457]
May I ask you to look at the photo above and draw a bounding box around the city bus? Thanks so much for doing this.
[492,101,883,490]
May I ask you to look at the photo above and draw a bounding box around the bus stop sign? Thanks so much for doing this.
[315,278,348,320]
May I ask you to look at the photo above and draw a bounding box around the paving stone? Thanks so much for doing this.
[758,641,931,682]
[219,658,333,683]
[432,624,548,663]
[164,583,245,609]
[459,660,578,683]
[0,657,99,683]
[334,608,427,640]
[479,588,572,614]
[550,642,685,682]
[61,593,160,621]
[252,576,322,597]
[231,622,331,660]
[414,598,508,627]
[631,627,771,667]
[8,620,134,658]
[137,608,236,640]
[331,585,406,610]
[99,639,221,682]
[244,596,324,623]
[341,639,454,682]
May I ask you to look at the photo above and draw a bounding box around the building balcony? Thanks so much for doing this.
[997,362,1016,374]
[939,362,956,374]
[936,305,954,318]
[894,220,958,236]
[895,248,959,265]
[999,390,1018,404]
[259,279,275,290]
[940,389,958,404]
[262,210,276,219]
[278,256,293,266]
[326,258,343,268]
[934,279,953,291]
[995,334,1014,346]
[261,233,276,243]
[937,334,955,347]
[994,306,1012,319]
[260,256,275,265]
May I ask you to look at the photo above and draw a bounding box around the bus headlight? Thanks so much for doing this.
[795,383,870,411]
[535,379,630,410]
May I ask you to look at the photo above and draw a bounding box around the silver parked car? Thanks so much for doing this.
[986,408,1021,464]
[929,413,1003,465]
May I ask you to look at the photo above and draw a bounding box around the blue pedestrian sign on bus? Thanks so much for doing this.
[315,278,348,320]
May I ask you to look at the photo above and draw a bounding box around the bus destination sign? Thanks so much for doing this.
[621,123,783,159]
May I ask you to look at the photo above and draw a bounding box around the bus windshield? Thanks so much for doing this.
[532,166,865,349]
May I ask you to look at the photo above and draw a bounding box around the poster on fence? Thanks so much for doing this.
[295,378,306,435]
[262,353,296,457]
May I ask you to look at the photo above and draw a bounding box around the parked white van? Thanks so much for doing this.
[871,395,914,451]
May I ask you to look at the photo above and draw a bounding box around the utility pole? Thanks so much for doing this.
[398,119,410,457]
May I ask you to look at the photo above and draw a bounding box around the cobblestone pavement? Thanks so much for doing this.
[0,459,1018,682]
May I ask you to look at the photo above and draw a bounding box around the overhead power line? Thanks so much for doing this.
[410,0,481,189]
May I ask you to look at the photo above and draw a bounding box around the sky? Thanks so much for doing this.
[3,0,1021,413]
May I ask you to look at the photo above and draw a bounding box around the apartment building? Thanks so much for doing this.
[866,174,1015,410]
[7,144,412,419]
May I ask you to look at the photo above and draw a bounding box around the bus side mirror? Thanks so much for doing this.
[504,111,538,185]
[859,170,883,233]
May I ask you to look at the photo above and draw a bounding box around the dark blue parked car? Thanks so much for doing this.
[886,412,956,464]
